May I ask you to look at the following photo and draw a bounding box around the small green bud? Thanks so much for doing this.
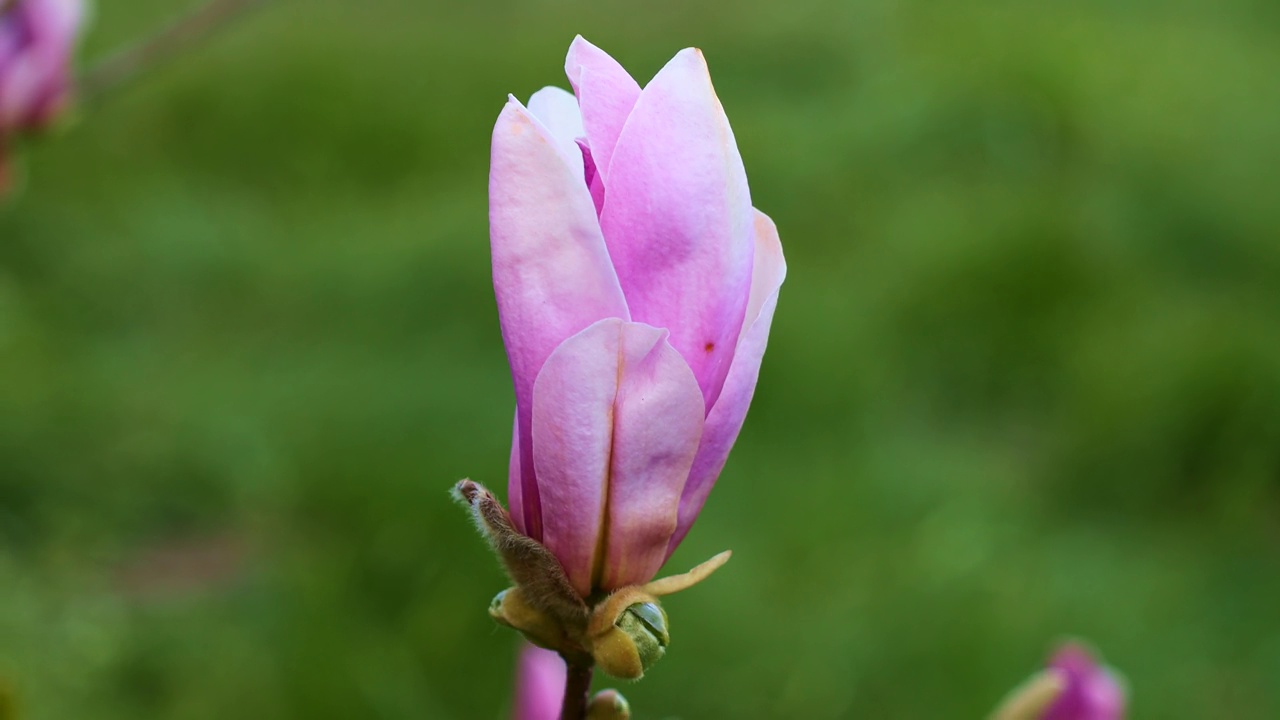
[592,602,669,680]
[586,689,631,719]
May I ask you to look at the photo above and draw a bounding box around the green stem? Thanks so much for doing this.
[80,0,270,103]
[559,659,593,720]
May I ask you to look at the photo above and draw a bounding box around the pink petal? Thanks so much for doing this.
[576,138,606,216]
[506,412,525,534]
[532,318,703,596]
[1088,672,1126,720]
[667,209,786,556]
[601,322,705,589]
[527,86,586,178]
[0,20,19,68]
[490,98,630,538]
[564,35,641,184]
[28,0,82,56]
[530,321,619,594]
[0,0,82,129]
[512,642,564,720]
[598,48,755,411]
[1045,643,1127,720]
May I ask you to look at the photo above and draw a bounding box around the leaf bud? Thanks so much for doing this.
[586,689,631,719]
[489,587,569,652]
[591,601,669,680]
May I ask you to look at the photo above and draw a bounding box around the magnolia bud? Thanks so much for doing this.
[586,689,631,720]
[591,602,669,680]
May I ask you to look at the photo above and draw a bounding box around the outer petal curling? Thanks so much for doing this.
[564,35,640,185]
[600,323,704,589]
[532,318,703,596]
[576,138,606,216]
[667,209,786,555]
[599,48,754,412]
[490,98,630,537]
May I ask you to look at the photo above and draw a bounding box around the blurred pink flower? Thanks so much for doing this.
[490,36,785,597]
[0,0,83,190]
[1042,643,1126,720]
[512,642,565,720]
[0,0,82,129]
[0,0,81,188]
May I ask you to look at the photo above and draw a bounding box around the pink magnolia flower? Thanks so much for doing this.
[490,36,785,598]
[512,642,565,720]
[0,0,83,189]
[1042,643,1126,720]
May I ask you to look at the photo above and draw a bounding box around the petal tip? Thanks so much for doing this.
[566,35,596,71]
[678,46,709,67]
[499,94,528,119]
[496,97,542,136]
[652,48,715,96]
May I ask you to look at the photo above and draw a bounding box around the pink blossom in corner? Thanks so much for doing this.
[0,0,84,191]
[512,642,564,720]
[1042,643,1126,720]
[490,36,785,598]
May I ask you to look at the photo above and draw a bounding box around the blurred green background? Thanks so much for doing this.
[3,0,1279,717]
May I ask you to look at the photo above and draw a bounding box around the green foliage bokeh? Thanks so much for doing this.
[2,0,1279,717]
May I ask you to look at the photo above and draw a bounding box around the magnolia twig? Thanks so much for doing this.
[80,0,270,103]
[560,660,593,720]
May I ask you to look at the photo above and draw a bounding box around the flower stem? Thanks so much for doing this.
[559,658,593,720]
[80,0,270,104]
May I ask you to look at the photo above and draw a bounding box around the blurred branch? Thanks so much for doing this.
[80,0,270,103]
[560,660,593,720]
